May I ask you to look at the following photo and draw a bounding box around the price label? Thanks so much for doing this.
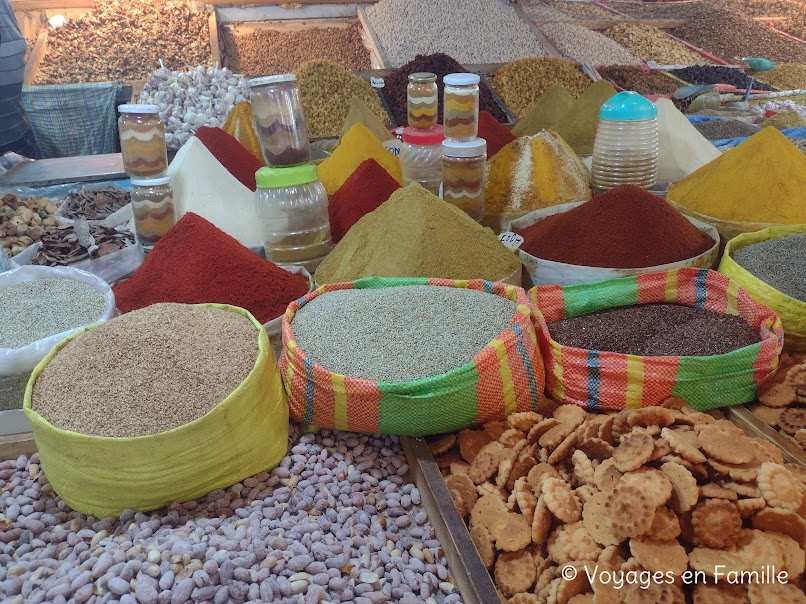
[498,232,524,251]
[371,77,385,88]
[383,138,401,156]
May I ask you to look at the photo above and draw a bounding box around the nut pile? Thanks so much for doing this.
[222,23,370,77]
[59,187,131,221]
[430,401,806,602]
[0,194,59,257]
[671,7,806,64]
[548,1,623,20]
[295,60,389,138]
[750,354,806,452]
[0,278,106,349]
[139,66,250,150]
[34,0,210,84]
[32,221,137,267]
[491,58,591,119]
[0,429,464,604]
[31,304,259,438]
[603,24,711,65]
[777,14,806,41]
[539,23,642,66]
[707,0,801,18]
[365,0,547,67]
[596,65,681,95]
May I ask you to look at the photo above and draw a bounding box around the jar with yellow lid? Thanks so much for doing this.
[118,104,169,178]
[407,72,438,130]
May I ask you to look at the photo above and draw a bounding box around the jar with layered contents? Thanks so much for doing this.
[407,72,438,130]
[249,74,311,167]
[443,73,480,140]
[118,104,168,178]
[255,164,331,269]
[442,138,487,221]
[130,176,176,250]
[400,125,445,196]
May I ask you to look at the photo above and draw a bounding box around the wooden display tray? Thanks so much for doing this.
[728,406,806,467]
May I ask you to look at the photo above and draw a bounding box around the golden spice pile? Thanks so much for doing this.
[750,354,806,451]
[430,401,806,603]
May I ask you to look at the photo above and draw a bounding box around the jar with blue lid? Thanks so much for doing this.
[590,91,659,191]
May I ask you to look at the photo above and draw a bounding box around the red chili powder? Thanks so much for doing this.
[113,213,310,323]
[513,185,714,268]
[478,110,515,158]
[195,127,264,191]
[328,158,401,243]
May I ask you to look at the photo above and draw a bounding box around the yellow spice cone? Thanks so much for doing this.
[223,102,265,164]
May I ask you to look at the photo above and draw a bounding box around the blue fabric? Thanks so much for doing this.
[686,115,726,124]
[22,81,120,158]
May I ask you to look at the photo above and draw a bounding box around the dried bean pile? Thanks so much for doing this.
[596,65,681,95]
[692,119,761,141]
[0,429,464,604]
[59,187,131,221]
[31,304,258,438]
[671,7,806,64]
[365,0,547,67]
[668,65,775,91]
[539,23,642,66]
[548,303,760,356]
[491,58,591,119]
[222,24,370,76]
[292,287,517,382]
[382,54,507,125]
[35,0,210,84]
[603,24,710,65]
[733,234,806,302]
[0,279,106,349]
[0,194,59,257]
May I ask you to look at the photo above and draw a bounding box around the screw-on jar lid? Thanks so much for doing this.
[443,73,480,86]
[131,176,171,186]
[119,104,160,114]
[408,72,437,83]
[402,125,445,145]
[599,91,657,121]
[249,74,297,87]
[256,163,318,189]
[442,138,487,157]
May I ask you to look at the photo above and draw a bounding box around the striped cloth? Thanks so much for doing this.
[0,0,39,158]
[22,81,120,158]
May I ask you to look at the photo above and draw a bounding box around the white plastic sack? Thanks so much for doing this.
[12,239,145,284]
[507,201,720,287]
[0,266,116,377]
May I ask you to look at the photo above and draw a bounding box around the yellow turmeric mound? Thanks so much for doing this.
[484,131,592,215]
[223,102,264,164]
[667,127,806,225]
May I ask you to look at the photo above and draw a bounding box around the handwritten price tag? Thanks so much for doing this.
[371,77,385,88]
[498,232,524,251]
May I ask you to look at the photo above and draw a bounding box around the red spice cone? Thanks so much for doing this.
[195,127,264,191]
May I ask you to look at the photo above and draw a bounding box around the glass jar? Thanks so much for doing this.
[407,72,438,130]
[255,163,331,267]
[443,73,480,141]
[249,74,311,167]
[442,138,487,221]
[591,92,659,191]
[118,104,168,178]
[400,125,445,196]
[130,176,176,250]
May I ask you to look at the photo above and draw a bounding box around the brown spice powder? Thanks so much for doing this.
[31,303,259,438]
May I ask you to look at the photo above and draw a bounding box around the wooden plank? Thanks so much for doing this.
[11,0,92,9]
[356,5,388,69]
[400,437,500,604]
[209,11,221,67]
[0,433,37,460]
[727,407,806,467]
[217,4,365,22]
[206,0,377,5]
[511,3,563,58]
[23,30,47,87]
[0,153,125,188]
[547,17,688,29]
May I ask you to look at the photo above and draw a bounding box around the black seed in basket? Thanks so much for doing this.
[667,66,775,91]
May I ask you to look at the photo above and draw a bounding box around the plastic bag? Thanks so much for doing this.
[719,225,806,353]
[0,266,117,377]
[24,304,289,517]
[280,277,547,436]
[508,202,720,286]
[529,268,783,411]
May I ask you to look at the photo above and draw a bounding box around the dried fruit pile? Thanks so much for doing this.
[430,401,806,601]
[59,187,131,221]
[600,1,707,20]
[32,221,137,267]
[222,23,370,76]
[34,0,211,84]
[0,193,59,257]
[548,1,622,20]
[595,66,681,95]
[750,354,806,452]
